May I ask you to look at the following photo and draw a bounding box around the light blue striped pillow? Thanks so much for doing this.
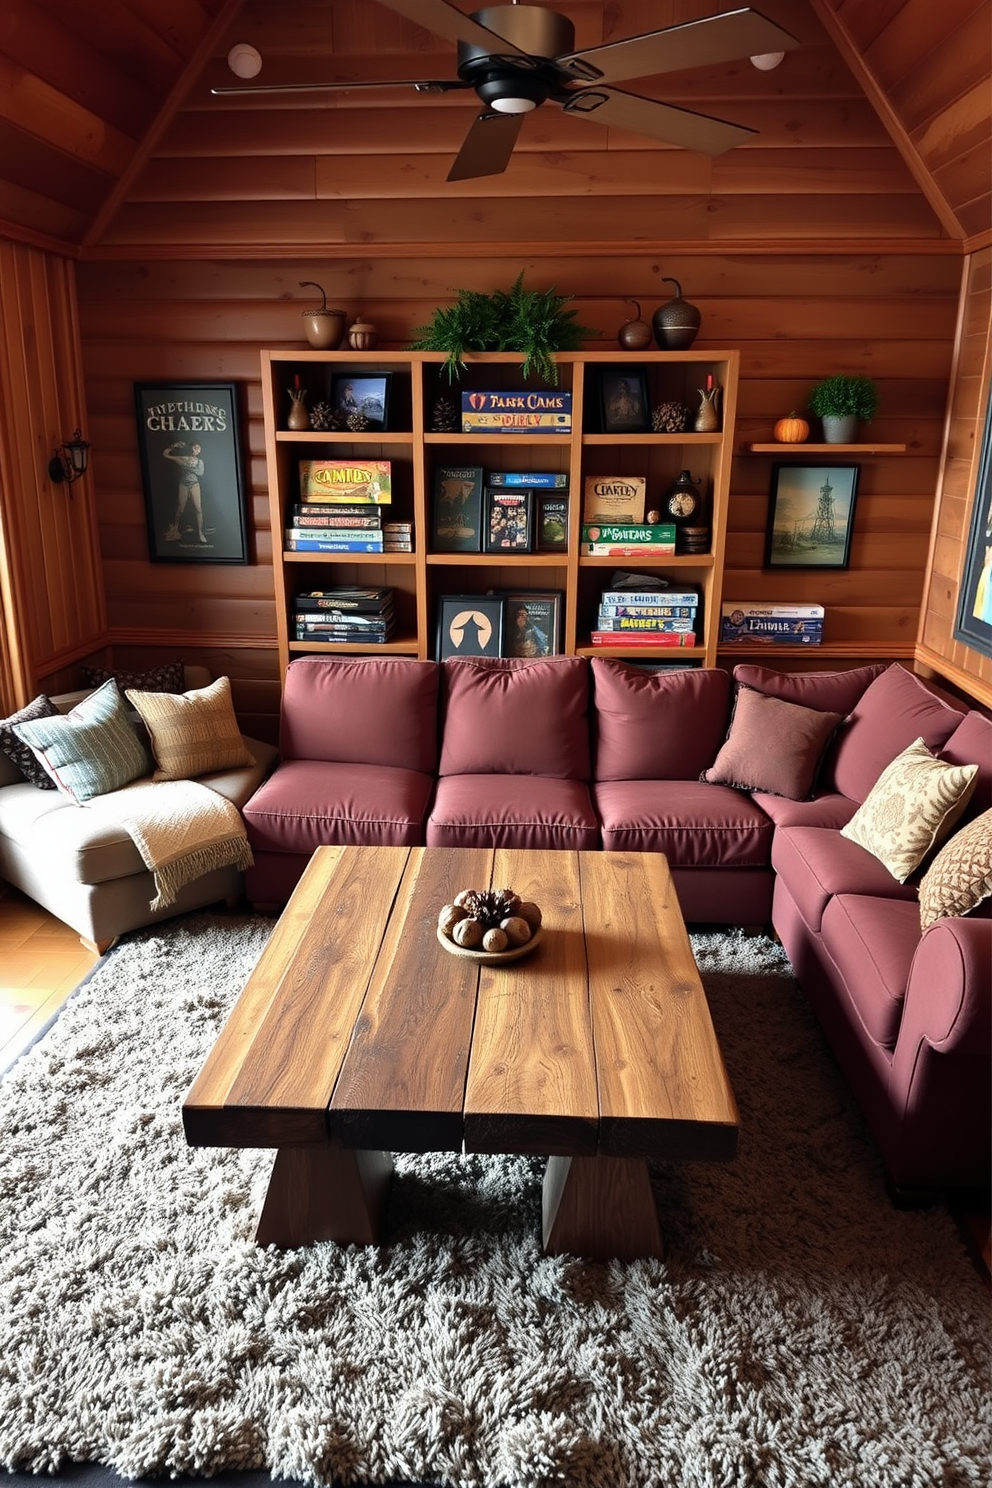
[12,679,150,802]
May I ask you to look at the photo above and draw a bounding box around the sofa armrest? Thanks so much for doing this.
[896,917,991,1059]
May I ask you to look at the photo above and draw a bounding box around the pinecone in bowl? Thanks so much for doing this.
[652,400,690,433]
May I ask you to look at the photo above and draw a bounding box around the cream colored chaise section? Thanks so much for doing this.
[0,666,277,952]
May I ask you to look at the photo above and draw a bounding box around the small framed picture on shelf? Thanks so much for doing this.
[502,591,563,657]
[431,464,484,553]
[436,594,505,662]
[536,493,568,552]
[329,372,390,431]
[598,369,650,434]
[484,488,533,552]
[765,464,860,569]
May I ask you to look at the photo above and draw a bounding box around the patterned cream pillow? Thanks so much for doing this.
[840,737,978,883]
[126,676,255,781]
[918,809,992,930]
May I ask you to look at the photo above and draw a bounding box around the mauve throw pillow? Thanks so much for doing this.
[439,657,590,779]
[592,660,731,781]
[0,694,60,788]
[279,656,439,774]
[701,686,844,800]
[732,661,885,716]
[830,665,964,804]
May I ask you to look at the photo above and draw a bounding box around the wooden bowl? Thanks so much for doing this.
[436,924,543,964]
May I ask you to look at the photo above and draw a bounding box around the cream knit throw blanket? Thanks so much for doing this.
[85,779,254,911]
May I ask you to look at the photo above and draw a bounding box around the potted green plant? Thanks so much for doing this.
[410,272,597,383]
[808,374,879,444]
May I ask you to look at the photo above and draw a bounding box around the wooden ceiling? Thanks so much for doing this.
[1,0,988,257]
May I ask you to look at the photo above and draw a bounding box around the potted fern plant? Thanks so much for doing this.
[410,273,596,383]
[808,374,879,444]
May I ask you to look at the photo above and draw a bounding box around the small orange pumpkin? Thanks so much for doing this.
[774,412,810,444]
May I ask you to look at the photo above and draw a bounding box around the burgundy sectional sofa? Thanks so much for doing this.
[242,653,991,1196]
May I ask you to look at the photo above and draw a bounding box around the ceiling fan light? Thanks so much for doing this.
[750,51,785,71]
[227,43,263,79]
[490,96,537,113]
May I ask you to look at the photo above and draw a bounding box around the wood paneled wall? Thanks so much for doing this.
[75,247,961,726]
[917,248,992,705]
[0,240,105,710]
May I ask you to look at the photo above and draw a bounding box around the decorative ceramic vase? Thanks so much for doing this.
[348,318,378,351]
[298,280,346,349]
[286,388,310,430]
[694,385,720,433]
[652,277,701,350]
[618,299,653,350]
[821,414,857,444]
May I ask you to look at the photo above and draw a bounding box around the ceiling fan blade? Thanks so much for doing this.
[376,0,533,58]
[211,77,467,96]
[447,111,524,181]
[560,87,755,155]
[556,7,799,85]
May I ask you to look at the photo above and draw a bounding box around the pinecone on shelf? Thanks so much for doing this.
[652,400,690,433]
[431,396,459,432]
[309,400,334,430]
[347,410,371,432]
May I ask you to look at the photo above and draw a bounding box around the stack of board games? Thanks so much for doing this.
[288,461,392,553]
[581,522,676,556]
[591,584,699,647]
[460,390,571,434]
[720,602,824,645]
[292,587,395,644]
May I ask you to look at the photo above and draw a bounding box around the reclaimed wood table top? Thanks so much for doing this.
[183,844,739,1164]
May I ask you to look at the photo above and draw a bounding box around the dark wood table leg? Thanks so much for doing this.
[255,1146,394,1247]
[542,1154,664,1261]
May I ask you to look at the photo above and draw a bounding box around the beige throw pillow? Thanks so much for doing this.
[918,809,992,930]
[126,676,255,781]
[840,737,978,883]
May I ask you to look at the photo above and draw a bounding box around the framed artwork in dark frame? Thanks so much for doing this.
[764,464,860,569]
[598,368,650,434]
[953,383,992,661]
[436,593,505,661]
[134,382,249,564]
[502,591,563,657]
[329,372,391,431]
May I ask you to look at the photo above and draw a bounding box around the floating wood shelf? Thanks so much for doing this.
[743,443,907,454]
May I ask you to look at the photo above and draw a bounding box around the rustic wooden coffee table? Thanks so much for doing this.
[183,845,738,1261]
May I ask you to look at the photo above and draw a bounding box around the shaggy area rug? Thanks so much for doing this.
[0,912,988,1488]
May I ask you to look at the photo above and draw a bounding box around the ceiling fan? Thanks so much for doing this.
[213,1,800,181]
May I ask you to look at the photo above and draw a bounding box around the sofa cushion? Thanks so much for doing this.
[279,656,439,774]
[427,773,599,850]
[127,676,256,781]
[594,779,773,867]
[828,665,964,803]
[749,791,857,830]
[701,686,844,800]
[918,809,992,930]
[939,711,992,818]
[12,680,150,803]
[244,759,434,853]
[438,657,590,779]
[0,695,60,789]
[772,825,918,933]
[732,661,885,716]
[840,738,978,883]
[82,660,186,694]
[820,894,922,1050]
[591,660,730,781]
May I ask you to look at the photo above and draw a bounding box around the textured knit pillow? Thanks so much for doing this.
[700,686,844,800]
[840,738,979,883]
[126,676,255,781]
[81,660,185,694]
[918,809,992,929]
[0,694,60,788]
[11,680,150,802]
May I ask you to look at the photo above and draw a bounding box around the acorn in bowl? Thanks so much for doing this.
[437,888,542,955]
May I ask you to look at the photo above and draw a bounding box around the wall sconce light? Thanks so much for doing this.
[48,430,90,487]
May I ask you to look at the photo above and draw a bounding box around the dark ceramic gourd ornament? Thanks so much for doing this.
[617,300,653,350]
[652,278,702,350]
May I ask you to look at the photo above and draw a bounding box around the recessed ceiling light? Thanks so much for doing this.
[227,43,263,79]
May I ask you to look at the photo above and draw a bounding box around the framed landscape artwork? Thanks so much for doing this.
[953,385,992,661]
[134,382,248,564]
[765,464,860,569]
[329,373,390,431]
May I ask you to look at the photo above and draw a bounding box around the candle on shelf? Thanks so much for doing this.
[706,373,714,390]
[294,374,301,389]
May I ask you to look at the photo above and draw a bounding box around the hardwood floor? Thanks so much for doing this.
[0,880,987,1283]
